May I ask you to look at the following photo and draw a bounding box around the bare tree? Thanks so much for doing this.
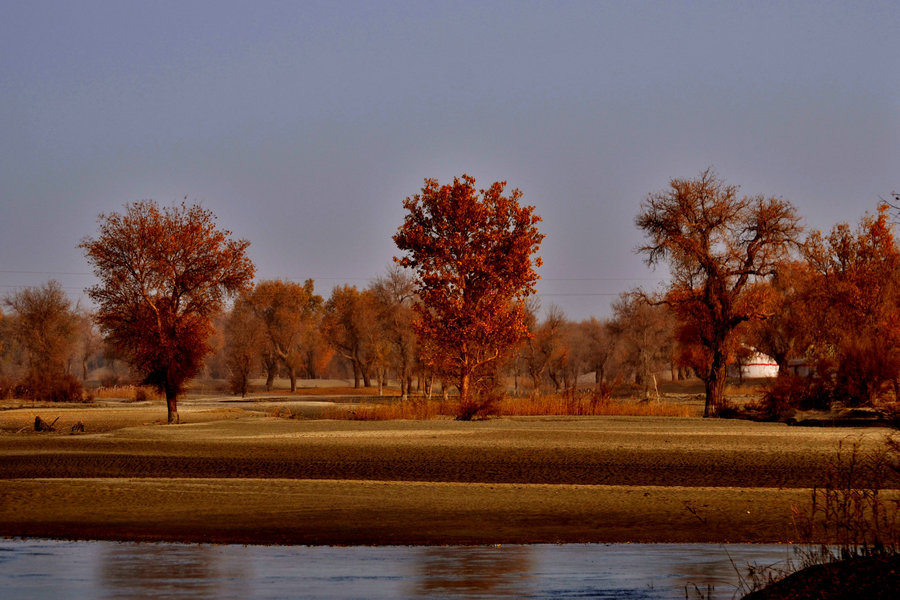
[224,297,266,397]
[4,281,78,379]
[636,169,801,415]
[74,306,102,381]
[580,317,618,386]
[371,266,419,399]
[610,293,673,401]
[523,304,569,391]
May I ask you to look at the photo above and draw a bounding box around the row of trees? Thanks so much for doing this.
[2,172,897,420]
[0,274,675,408]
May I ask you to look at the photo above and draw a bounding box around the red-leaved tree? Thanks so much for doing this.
[393,175,544,417]
[80,201,255,423]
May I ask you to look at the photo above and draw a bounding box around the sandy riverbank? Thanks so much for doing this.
[1,402,895,545]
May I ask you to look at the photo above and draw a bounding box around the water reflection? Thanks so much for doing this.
[414,545,533,597]
[99,543,250,600]
[0,540,795,600]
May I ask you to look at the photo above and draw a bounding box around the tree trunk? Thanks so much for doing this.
[459,372,471,406]
[352,361,361,388]
[165,385,179,424]
[263,354,277,391]
[704,359,728,417]
[288,366,297,393]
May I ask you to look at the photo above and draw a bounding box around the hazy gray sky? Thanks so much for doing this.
[2,1,898,319]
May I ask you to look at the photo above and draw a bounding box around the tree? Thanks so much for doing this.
[243,279,323,392]
[636,169,801,416]
[321,285,382,388]
[371,266,419,399]
[223,297,266,397]
[747,260,813,373]
[801,205,900,406]
[80,200,254,423]
[393,174,544,416]
[74,306,103,381]
[580,317,618,386]
[3,281,79,399]
[522,304,568,390]
[609,293,674,401]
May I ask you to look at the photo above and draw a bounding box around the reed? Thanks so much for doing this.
[322,399,456,421]
[92,385,162,402]
[497,392,696,418]
[320,390,697,420]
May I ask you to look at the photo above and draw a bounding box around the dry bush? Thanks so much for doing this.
[266,406,295,419]
[456,385,504,420]
[736,436,900,597]
[793,436,900,559]
[14,373,84,402]
[755,373,831,419]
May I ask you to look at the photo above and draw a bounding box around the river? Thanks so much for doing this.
[0,540,798,599]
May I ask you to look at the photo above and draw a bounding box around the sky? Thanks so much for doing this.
[1,0,898,320]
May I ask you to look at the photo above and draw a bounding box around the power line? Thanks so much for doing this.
[0,270,92,276]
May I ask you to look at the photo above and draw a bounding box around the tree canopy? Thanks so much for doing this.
[80,200,254,422]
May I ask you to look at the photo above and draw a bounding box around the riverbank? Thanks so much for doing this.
[1,403,895,545]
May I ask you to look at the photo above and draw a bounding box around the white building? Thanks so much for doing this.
[729,350,779,379]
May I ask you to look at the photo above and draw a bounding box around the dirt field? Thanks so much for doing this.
[1,398,896,545]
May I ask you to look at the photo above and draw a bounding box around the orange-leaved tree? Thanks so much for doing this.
[320,285,382,389]
[80,200,255,423]
[393,175,544,418]
[243,279,323,392]
[636,169,801,417]
[801,204,900,406]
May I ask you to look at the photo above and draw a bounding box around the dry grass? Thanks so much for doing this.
[321,399,456,420]
[91,385,162,402]
[497,393,698,418]
[315,391,699,420]
[262,386,393,397]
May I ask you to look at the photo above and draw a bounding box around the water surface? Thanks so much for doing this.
[0,540,795,599]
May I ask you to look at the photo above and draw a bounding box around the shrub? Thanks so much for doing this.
[15,373,84,402]
[758,373,831,418]
[0,376,14,400]
[456,387,502,421]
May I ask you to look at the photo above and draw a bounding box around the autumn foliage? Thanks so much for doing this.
[394,175,544,418]
[80,201,254,422]
[636,169,801,416]
[799,205,900,406]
